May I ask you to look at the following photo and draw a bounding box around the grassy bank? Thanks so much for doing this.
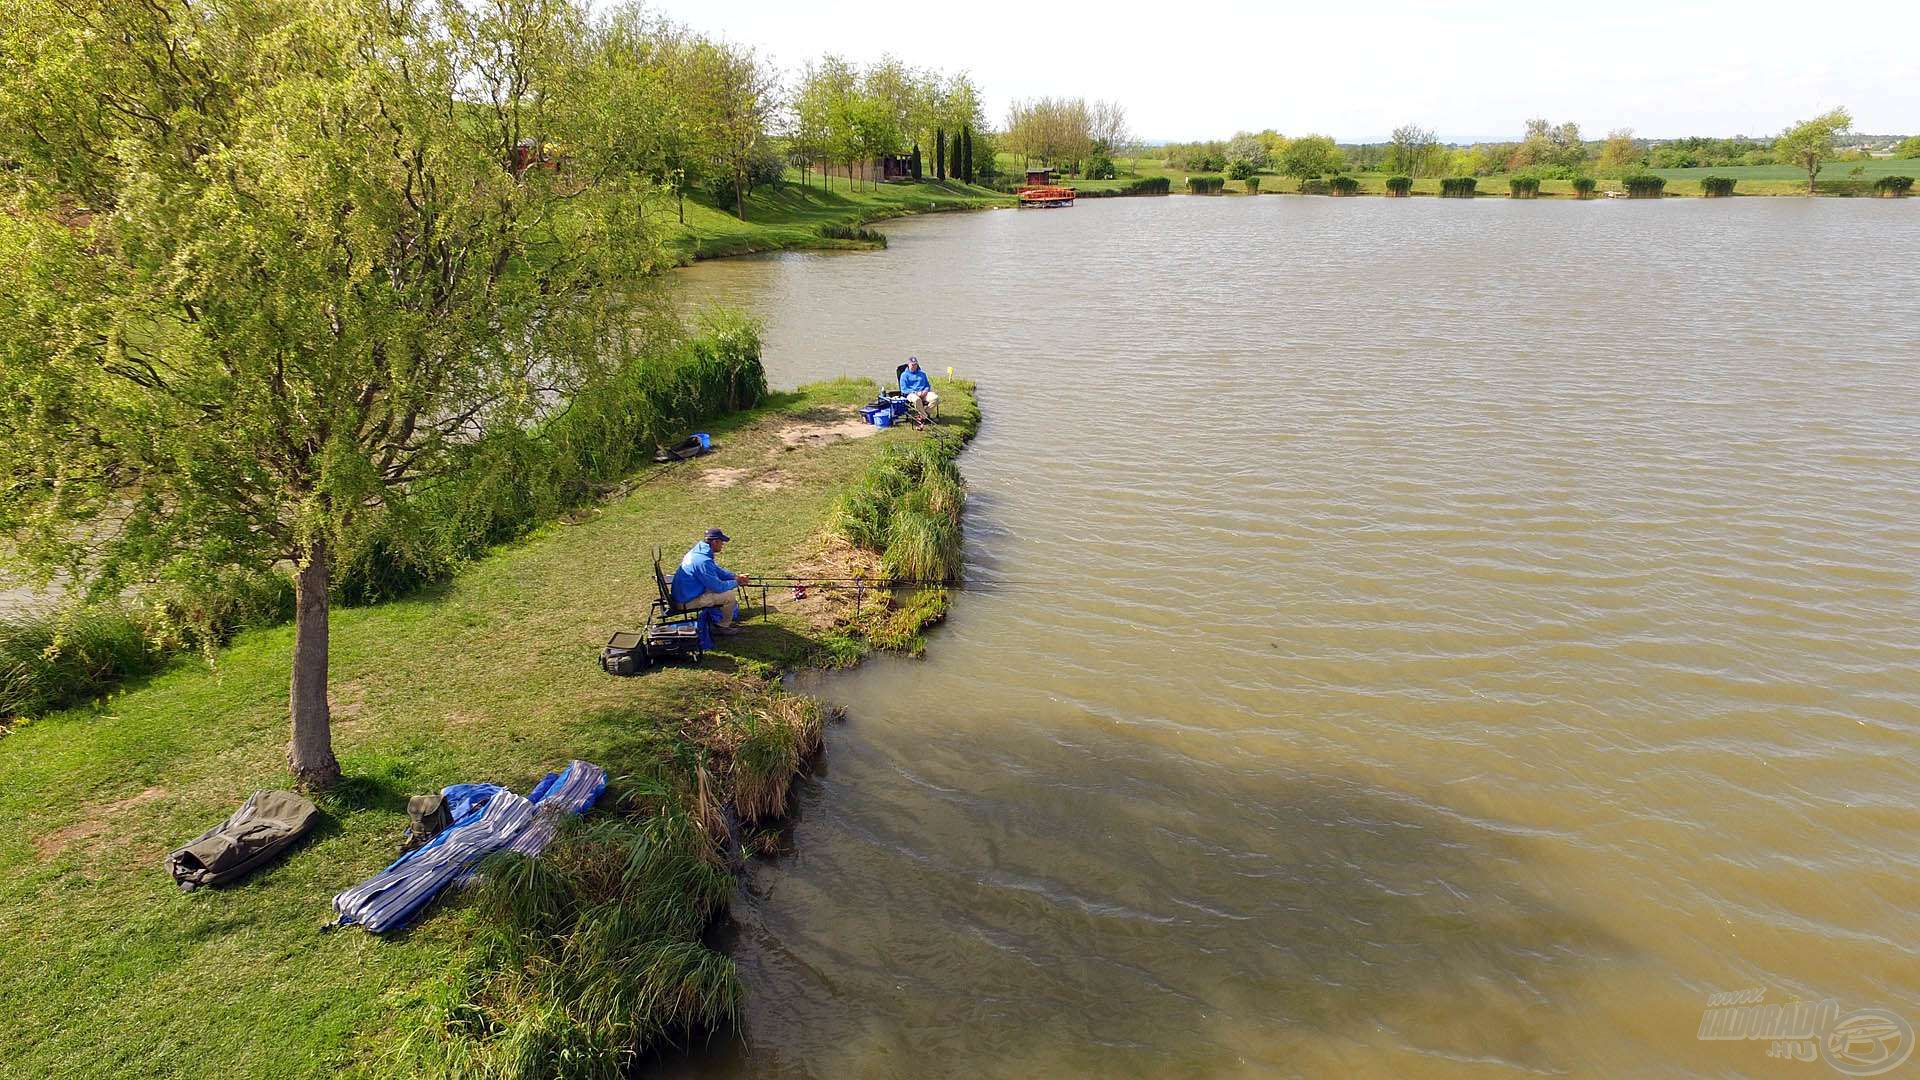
[0,376,977,1076]
[666,172,1010,262]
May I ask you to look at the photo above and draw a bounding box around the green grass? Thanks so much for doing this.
[665,173,1009,262]
[0,376,978,1076]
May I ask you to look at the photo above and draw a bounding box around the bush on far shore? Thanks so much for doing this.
[1439,177,1477,198]
[1700,176,1736,197]
[1385,175,1413,196]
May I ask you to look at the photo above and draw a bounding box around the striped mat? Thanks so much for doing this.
[331,760,607,934]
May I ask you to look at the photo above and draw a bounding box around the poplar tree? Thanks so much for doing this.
[935,126,947,180]
[0,0,663,788]
[963,126,975,183]
[911,142,923,180]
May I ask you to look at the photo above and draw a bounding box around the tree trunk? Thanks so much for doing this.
[288,539,341,790]
[735,170,746,219]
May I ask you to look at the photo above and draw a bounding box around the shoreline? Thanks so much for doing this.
[0,376,981,1072]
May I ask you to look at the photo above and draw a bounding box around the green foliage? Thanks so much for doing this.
[1328,175,1360,195]
[1775,107,1854,193]
[1226,159,1259,181]
[816,223,889,245]
[1385,175,1414,196]
[1244,176,1260,193]
[336,316,767,604]
[1280,134,1346,179]
[1508,176,1541,198]
[1896,137,1920,160]
[1623,173,1668,198]
[1700,176,1737,197]
[1439,177,1478,198]
[1128,176,1172,195]
[1186,175,1226,194]
[1874,175,1914,196]
[1086,154,1117,180]
[1572,176,1598,197]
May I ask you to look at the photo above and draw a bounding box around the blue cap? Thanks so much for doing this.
[704,528,731,542]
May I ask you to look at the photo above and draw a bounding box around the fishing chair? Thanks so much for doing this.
[894,363,940,423]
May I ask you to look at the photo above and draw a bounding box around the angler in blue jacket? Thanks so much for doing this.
[672,528,750,635]
[899,356,938,414]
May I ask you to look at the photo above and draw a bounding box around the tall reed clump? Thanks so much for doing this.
[1623,173,1667,198]
[1440,177,1477,198]
[0,568,294,723]
[816,223,888,246]
[715,688,826,822]
[1874,175,1914,197]
[1572,176,1598,199]
[1128,175,1172,195]
[835,435,966,584]
[831,415,971,652]
[0,608,158,722]
[1700,176,1736,197]
[1244,176,1260,193]
[431,760,744,1076]
[1508,176,1541,199]
[1385,175,1413,197]
[1328,175,1360,196]
[1185,175,1224,194]
[335,312,767,603]
[426,680,829,1075]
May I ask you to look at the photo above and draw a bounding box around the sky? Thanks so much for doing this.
[632,0,1918,142]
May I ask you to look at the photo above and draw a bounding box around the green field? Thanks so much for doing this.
[0,378,978,1076]
[667,173,1009,261]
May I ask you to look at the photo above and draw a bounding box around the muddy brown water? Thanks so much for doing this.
[669,196,1920,1077]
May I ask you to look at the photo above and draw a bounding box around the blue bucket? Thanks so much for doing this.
[873,410,895,428]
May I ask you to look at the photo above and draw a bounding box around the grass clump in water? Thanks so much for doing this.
[815,223,888,246]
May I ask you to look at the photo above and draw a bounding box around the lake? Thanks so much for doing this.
[671,195,1920,1077]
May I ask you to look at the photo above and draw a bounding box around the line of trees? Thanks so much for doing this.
[788,57,990,189]
[1001,98,1134,178]
[1163,108,1881,185]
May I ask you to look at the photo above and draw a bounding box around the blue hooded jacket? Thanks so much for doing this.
[671,540,737,604]
[899,366,931,394]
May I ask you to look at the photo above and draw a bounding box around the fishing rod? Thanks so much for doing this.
[741,573,1054,590]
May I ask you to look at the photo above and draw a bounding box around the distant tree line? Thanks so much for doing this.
[1157,108,1906,189]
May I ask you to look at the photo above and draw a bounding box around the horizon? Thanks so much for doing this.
[633,0,1919,141]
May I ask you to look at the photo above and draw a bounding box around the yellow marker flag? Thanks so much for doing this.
[946,366,955,377]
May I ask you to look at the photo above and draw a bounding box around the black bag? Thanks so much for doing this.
[602,631,645,676]
[644,621,702,661]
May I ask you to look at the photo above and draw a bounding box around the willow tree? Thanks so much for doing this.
[0,0,664,787]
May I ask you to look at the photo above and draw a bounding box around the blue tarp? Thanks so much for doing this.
[331,760,608,934]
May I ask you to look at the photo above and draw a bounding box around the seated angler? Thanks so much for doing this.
[671,528,750,637]
[899,356,938,417]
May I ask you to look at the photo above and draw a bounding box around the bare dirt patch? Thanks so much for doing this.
[770,536,887,632]
[774,416,880,450]
[35,786,167,860]
[697,467,754,490]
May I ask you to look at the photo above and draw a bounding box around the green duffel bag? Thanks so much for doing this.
[166,789,321,892]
